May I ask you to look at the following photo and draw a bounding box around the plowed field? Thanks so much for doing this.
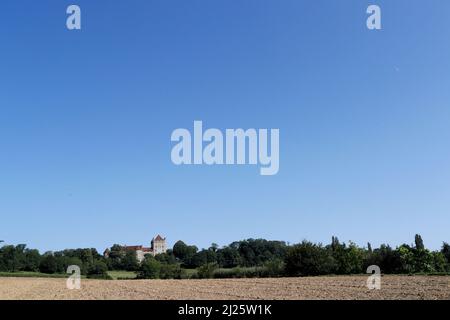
[0,276,449,300]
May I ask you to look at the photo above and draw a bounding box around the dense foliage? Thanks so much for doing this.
[0,246,108,278]
[1,235,449,279]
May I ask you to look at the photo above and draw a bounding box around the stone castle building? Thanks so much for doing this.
[104,235,167,263]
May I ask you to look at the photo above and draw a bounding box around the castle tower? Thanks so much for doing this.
[151,234,167,256]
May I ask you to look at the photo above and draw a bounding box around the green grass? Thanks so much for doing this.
[183,268,198,278]
[0,271,139,280]
[0,271,71,278]
[107,270,137,280]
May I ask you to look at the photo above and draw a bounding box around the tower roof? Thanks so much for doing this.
[154,234,164,241]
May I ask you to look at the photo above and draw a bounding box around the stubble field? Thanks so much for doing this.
[0,276,449,300]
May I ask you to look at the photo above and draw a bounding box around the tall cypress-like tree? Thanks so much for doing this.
[415,234,425,250]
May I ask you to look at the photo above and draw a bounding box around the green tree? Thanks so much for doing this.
[217,246,240,268]
[173,240,198,267]
[432,252,448,273]
[413,248,435,273]
[329,241,365,274]
[122,249,139,271]
[232,239,287,267]
[441,242,450,265]
[138,256,161,279]
[64,257,84,274]
[0,245,18,272]
[331,236,340,251]
[415,234,425,250]
[396,245,415,274]
[365,244,402,274]
[87,260,111,279]
[285,241,335,276]
[209,243,219,252]
[39,253,58,274]
[53,252,67,273]
[107,244,126,270]
[0,245,28,272]
[345,242,366,274]
[24,249,41,272]
[190,249,217,268]
[155,252,178,265]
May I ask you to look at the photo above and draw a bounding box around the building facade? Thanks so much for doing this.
[151,235,167,256]
[104,234,167,263]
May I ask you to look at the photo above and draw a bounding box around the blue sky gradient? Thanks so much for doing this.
[1,1,449,252]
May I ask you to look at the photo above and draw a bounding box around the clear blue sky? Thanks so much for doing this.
[1,1,449,252]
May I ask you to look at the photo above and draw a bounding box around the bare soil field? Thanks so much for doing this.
[0,276,449,300]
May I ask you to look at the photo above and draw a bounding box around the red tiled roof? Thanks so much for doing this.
[124,245,153,252]
[124,245,143,251]
[154,235,164,241]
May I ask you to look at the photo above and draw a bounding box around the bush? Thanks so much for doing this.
[238,267,263,278]
[212,267,266,279]
[261,259,285,277]
[87,261,112,279]
[212,268,239,279]
[197,263,218,279]
[159,263,186,279]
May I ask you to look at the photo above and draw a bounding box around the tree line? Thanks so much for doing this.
[1,235,449,279]
[0,246,109,279]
